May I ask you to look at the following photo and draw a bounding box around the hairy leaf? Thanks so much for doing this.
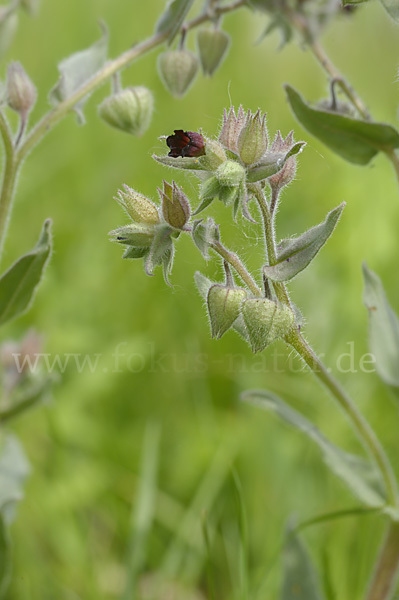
[281,523,325,600]
[242,390,385,506]
[156,0,195,44]
[285,85,399,165]
[49,23,108,123]
[363,264,399,388]
[0,219,52,327]
[263,204,345,282]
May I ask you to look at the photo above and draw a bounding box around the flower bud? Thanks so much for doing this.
[219,105,246,153]
[241,298,294,353]
[158,180,191,229]
[198,137,226,171]
[197,28,230,76]
[98,86,153,137]
[237,109,268,166]
[215,160,246,187]
[109,223,157,248]
[6,61,37,116]
[158,50,199,98]
[207,284,247,339]
[268,131,297,192]
[115,185,160,225]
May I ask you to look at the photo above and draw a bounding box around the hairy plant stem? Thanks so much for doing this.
[283,6,370,120]
[365,521,399,600]
[0,0,247,259]
[211,240,262,296]
[251,183,398,507]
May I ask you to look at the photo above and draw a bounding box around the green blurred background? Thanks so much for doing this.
[2,0,399,598]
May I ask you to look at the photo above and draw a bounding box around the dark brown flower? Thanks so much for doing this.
[166,130,205,158]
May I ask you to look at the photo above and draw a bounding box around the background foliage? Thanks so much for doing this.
[2,0,399,598]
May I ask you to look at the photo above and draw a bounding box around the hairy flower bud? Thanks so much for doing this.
[207,284,247,338]
[215,160,246,187]
[6,61,37,116]
[218,105,246,153]
[268,131,297,192]
[98,86,153,137]
[115,185,160,225]
[158,180,191,229]
[109,223,157,248]
[197,28,230,76]
[237,109,268,166]
[158,50,198,98]
[241,298,294,353]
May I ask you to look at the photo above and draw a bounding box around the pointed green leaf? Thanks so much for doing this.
[378,0,399,21]
[153,153,207,172]
[363,264,399,388]
[263,204,345,282]
[49,23,108,123]
[242,390,385,506]
[285,85,399,165]
[0,434,30,525]
[281,523,325,600]
[155,0,195,44]
[0,219,52,327]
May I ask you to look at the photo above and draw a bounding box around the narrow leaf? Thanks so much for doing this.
[363,264,399,388]
[263,203,345,282]
[0,219,52,327]
[0,434,30,525]
[285,85,399,165]
[247,142,305,183]
[242,390,385,506]
[156,0,195,44]
[49,23,108,123]
[281,522,325,600]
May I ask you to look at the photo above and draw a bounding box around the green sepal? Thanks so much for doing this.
[192,218,219,259]
[207,284,247,338]
[247,142,305,183]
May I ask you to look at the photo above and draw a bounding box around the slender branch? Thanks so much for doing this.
[211,239,262,296]
[283,7,370,120]
[285,327,398,508]
[365,521,399,600]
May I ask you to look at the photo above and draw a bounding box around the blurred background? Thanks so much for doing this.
[1,0,399,598]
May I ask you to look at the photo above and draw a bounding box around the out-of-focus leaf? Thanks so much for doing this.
[242,390,385,506]
[0,11,18,59]
[257,14,293,48]
[0,515,11,599]
[281,522,325,600]
[378,0,399,21]
[0,434,30,525]
[0,376,55,425]
[0,219,52,327]
[155,0,195,44]
[285,85,399,165]
[363,264,399,388]
[263,204,345,282]
[49,23,108,123]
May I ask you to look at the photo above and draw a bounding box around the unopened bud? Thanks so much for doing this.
[268,131,297,192]
[199,137,226,171]
[115,185,160,225]
[6,61,37,116]
[219,105,246,153]
[241,298,294,353]
[158,180,191,229]
[158,50,198,98]
[109,223,157,248]
[197,28,230,76]
[207,284,247,338]
[98,86,154,137]
[237,109,268,166]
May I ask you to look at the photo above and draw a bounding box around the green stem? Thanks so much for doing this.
[365,521,399,600]
[284,7,370,120]
[211,240,262,296]
[0,111,18,259]
[286,327,398,508]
